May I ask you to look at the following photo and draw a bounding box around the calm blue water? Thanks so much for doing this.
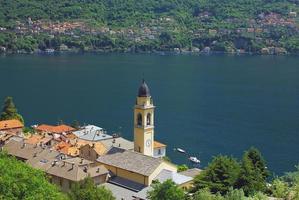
[0,53,298,175]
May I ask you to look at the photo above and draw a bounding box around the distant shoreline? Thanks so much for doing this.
[1,49,298,57]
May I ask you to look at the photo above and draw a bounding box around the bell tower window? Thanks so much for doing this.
[137,113,142,126]
[146,113,151,126]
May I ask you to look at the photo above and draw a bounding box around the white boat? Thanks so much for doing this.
[175,148,186,154]
[189,156,200,164]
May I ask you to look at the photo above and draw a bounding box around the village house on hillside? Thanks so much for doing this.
[0,119,24,135]
[1,80,200,199]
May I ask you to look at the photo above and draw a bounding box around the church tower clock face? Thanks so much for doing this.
[146,139,152,147]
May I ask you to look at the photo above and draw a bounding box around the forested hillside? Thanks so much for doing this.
[0,0,298,54]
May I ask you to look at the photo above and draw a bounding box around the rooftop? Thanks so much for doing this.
[154,169,193,185]
[73,125,113,141]
[154,141,166,149]
[103,183,138,200]
[36,124,75,134]
[46,160,108,182]
[97,150,163,176]
[25,135,53,145]
[101,137,134,151]
[3,139,44,160]
[138,79,151,97]
[178,168,202,178]
[0,119,23,130]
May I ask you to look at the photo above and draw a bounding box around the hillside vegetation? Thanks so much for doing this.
[0,0,298,54]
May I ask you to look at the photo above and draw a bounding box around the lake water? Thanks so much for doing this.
[0,53,298,175]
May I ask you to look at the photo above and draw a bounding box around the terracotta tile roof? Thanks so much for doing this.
[80,142,107,156]
[36,124,75,134]
[154,141,167,149]
[66,133,77,140]
[25,135,43,145]
[92,142,107,156]
[0,119,24,130]
[25,135,53,145]
[67,146,80,157]
[54,141,71,155]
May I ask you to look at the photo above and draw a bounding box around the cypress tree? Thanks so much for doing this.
[0,96,24,124]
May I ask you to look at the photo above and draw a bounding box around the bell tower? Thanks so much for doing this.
[134,80,155,156]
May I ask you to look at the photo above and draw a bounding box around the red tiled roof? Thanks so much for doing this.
[0,119,24,130]
[36,124,75,134]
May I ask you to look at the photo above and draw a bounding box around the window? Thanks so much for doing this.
[137,113,142,126]
[146,113,151,125]
[158,149,162,155]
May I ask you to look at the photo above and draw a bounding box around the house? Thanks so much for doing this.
[0,119,24,135]
[0,132,13,147]
[101,137,134,151]
[3,139,109,192]
[24,134,53,146]
[3,139,44,161]
[35,124,75,134]
[154,169,193,189]
[73,125,113,141]
[79,142,107,161]
[46,158,109,191]
[153,141,166,158]
[96,150,177,187]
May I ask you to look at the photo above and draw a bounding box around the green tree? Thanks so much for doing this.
[270,178,289,199]
[178,164,189,172]
[0,152,66,200]
[0,96,24,124]
[236,147,269,195]
[193,188,224,200]
[68,177,115,200]
[282,165,299,186]
[248,192,268,200]
[147,180,185,200]
[194,155,241,195]
[225,188,246,200]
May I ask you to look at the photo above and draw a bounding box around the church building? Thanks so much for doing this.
[134,80,166,158]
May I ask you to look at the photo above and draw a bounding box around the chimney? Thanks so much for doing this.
[52,160,57,166]
[83,166,87,173]
[92,143,95,148]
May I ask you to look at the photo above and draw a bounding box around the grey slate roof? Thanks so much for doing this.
[178,168,202,178]
[26,149,62,171]
[103,183,137,200]
[101,137,134,150]
[46,160,108,182]
[154,169,192,185]
[3,139,44,160]
[97,150,163,176]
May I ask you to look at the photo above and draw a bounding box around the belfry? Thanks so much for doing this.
[133,79,155,156]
